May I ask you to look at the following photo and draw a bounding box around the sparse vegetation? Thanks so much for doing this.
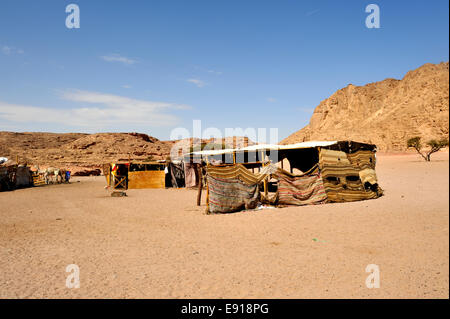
[407,136,449,161]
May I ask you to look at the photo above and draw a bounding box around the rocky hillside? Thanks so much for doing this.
[281,62,449,151]
[0,132,174,175]
[0,132,254,175]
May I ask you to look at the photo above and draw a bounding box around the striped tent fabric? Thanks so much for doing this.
[207,174,260,214]
[318,149,351,166]
[206,163,278,213]
[347,150,376,170]
[206,163,275,185]
[319,149,382,203]
[359,168,378,186]
[273,166,327,206]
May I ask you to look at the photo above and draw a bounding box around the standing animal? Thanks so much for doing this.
[43,167,61,184]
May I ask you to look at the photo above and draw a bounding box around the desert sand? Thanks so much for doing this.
[0,152,448,299]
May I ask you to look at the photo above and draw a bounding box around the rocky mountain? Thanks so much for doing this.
[281,62,449,151]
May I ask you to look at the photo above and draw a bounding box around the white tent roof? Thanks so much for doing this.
[187,141,338,156]
[190,148,236,156]
[278,141,337,150]
[237,143,282,152]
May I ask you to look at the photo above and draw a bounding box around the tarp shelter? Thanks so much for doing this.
[15,166,32,187]
[0,165,14,191]
[194,141,383,213]
[0,160,33,191]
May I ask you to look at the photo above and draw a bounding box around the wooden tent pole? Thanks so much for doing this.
[196,166,203,206]
[204,155,210,213]
[205,170,210,214]
[317,147,321,167]
[261,150,268,198]
[264,179,268,198]
[206,184,210,213]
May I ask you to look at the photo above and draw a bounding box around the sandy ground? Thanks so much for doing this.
[0,153,448,299]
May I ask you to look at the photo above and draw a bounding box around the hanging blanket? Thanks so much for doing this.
[168,162,185,188]
[207,174,260,214]
[273,168,327,206]
[205,163,279,213]
[206,163,276,185]
[184,162,199,187]
[319,149,382,202]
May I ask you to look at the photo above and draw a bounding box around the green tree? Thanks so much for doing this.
[407,136,449,161]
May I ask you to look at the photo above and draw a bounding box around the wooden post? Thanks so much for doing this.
[233,151,236,164]
[203,156,210,213]
[261,150,268,198]
[259,150,263,173]
[196,166,203,206]
[317,147,321,170]
[205,177,210,214]
[264,179,268,198]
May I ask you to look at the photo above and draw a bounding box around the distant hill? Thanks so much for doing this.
[281,62,449,151]
[0,131,254,175]
[0,132,172,174]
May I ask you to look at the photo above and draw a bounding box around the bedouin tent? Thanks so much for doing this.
[186,141,383,214]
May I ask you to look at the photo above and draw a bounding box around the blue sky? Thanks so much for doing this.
[0,0,448,141]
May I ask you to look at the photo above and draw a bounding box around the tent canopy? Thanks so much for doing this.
[186,141,339,156]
